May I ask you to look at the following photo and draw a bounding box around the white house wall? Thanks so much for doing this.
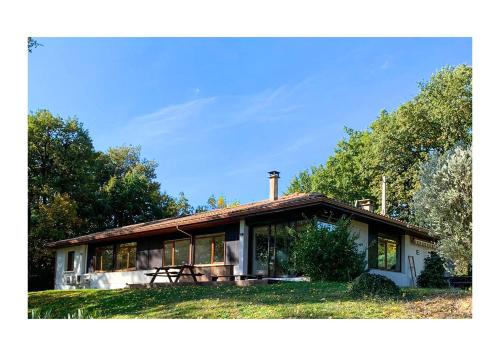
[88,270,157,289]
[350,219,369,264]
[54,245,88,290]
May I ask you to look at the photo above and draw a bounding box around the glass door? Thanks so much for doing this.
[252,223,295,277]
[253,226,270,276]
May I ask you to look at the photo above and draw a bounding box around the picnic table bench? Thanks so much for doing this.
[146,265,204,285]
[210,274,264,282]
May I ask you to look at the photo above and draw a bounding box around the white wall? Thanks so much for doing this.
[88,269,158,289]
[237,219,249,275]
[54,245,88,290]
[350,219,369,267]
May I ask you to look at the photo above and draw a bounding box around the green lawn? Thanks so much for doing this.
[28,282,471,319]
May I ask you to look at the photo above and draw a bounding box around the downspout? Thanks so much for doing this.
[176,225,193,238]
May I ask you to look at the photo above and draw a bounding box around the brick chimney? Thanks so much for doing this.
[355,198,374,213]
[268,171,280,201]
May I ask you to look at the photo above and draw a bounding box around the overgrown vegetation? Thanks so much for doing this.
[27,282,471,319]
[349,273,401,299]
[417,252,448,288]
[290,218,366,281]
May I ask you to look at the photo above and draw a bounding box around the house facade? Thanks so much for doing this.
[48,172,437,289]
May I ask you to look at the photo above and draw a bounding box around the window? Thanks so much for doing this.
[66,251,75,272]
[163,239,191,266]
[251,223,296,277]
[194,234,225,265]
[115,242,137,270]
[374,235,400,271]
[94,245,114,272]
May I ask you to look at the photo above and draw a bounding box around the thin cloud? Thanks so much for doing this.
[120,97,216,142]
[118,75,316,147]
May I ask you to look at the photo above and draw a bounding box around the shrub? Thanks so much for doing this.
[349,272,401,298]
[291,217,366,281]
[417,252,448,288]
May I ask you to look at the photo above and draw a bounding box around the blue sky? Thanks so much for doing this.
[28,38,471,207]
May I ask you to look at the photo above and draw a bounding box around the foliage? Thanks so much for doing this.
[28,110,96,290]
[349,272,401,299]
[412,145,472,275]
[28,282,471,319]
[195,194,240,212]
[28,37,41,53]
[98,145,173,227]
[287,65,472,221]
[290,217,366,281]
[417,252,448,288]
[28,110,190,290]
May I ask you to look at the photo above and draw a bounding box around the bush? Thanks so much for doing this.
[417,252,447,288]
[349,272,401,298]
[291,217,366,281]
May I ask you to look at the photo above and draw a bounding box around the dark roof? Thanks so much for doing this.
[47,192,434,248]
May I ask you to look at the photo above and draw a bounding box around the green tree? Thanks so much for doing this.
[28,110,96,290]
[28,111,186,290]
[98,146,173,227]
[287,65,472,221]
[195,194,240,212]
[412,144,472,275]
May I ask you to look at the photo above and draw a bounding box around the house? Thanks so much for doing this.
[48,171,437,289]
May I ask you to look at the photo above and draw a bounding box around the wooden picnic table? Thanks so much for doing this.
[146,265,204,285]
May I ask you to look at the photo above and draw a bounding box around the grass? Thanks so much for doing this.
[27,282,472,319]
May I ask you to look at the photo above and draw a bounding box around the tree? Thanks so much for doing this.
[28,37,41,53]
[28,111,187,290]
[28,110,96,290]
[287,65,472,221]
[412,144,472,275]
[98,145,172,227]
[290,217,366,281]
[195,194,240,212]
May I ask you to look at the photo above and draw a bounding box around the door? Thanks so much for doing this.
[252,223,294,277]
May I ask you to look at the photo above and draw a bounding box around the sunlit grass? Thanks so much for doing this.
[28,282,471,319]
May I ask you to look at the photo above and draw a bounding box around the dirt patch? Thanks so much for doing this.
[406,294,472,319]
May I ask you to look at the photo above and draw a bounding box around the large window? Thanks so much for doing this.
[115,242,137,270]
[163,239,191,266]
[251,223,295,277]
[66,251,75,272]
[194,234,225,265]
[372,234,400,272]
[94,245,114,272]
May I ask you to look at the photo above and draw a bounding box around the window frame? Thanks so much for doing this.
[94,245,115,272]
[66,251,75,272]
[162,238,192,267]
[114,242,137,271]
[193,233,226,266]
[375,234,401,272]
